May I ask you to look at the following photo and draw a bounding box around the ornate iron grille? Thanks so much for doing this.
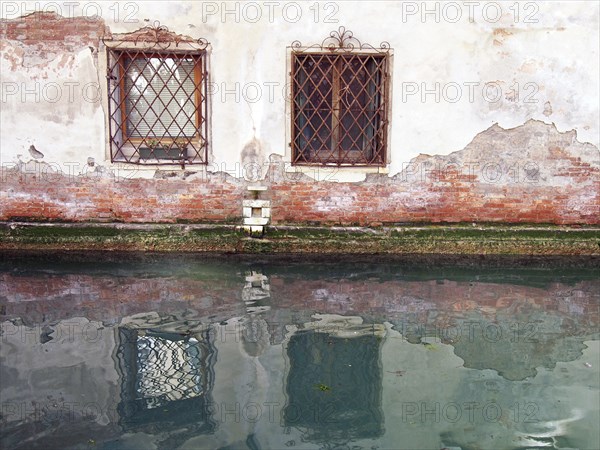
[107,48,208,166]
[290,27,391,167]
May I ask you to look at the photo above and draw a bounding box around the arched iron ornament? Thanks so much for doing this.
[290,26,391,53]
[103,20,209,50]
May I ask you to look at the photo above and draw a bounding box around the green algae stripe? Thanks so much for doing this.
[0,223,598,255]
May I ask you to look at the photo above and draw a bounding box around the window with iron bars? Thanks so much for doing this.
[107,49,208,166]
[291,48,390,167]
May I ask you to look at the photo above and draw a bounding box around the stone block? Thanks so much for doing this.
[243,217,269,226]
[242,199,271,208]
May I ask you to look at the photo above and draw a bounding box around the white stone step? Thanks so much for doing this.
[243,217,269,226]
[243,199,270,208]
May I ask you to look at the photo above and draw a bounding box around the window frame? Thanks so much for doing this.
[288,27,392,168]
[103,25,210,167]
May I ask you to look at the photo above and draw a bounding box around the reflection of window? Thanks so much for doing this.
[292,53,388,167]
[116,328,216,436]
[107,49,208,165]
[135,334,206,406]
[284,329,384,443]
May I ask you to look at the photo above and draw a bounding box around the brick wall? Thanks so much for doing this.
[268,174,597,225]
[0,11,107,46]
[0,165,597,225]
[1,121,598,225]
[0,171,246,223]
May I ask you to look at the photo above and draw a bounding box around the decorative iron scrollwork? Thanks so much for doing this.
[103,20,209,50]
[290,26,391,53]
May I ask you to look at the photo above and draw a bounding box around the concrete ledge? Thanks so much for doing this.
[0,222,599,256]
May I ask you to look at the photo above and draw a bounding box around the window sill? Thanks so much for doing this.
[109,162,201,178]
[285,164,389,182]
[286,164,389,173]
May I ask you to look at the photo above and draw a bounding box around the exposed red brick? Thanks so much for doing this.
[0,11,108,47]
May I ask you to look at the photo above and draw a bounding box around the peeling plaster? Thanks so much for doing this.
[0,3,598,181]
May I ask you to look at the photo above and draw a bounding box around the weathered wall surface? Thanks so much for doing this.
[266,121,599,224]
[0,12,107,168]
[1,3,599,225]
[1,120,598,224]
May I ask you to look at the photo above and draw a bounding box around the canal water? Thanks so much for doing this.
[1,255,598,450]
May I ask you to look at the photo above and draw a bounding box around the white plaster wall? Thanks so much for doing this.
[0,40,106,174]
[1,1,598,180]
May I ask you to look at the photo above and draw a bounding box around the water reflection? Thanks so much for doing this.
[284,316,385,445]
[0,256,598,449]
[116,327,217,438]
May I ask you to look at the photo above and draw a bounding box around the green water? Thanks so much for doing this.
[0,255,598,450]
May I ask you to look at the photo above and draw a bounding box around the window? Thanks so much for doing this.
[105,26,209,166]
[290,27,391,167]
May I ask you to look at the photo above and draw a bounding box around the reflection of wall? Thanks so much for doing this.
[0,309,598,449]
[2,269,597,380]
[1,263,599,448]
[401,311,593,380]
[268,277,600,378]
[182,318,290,449]
[0,318,120,442]
[379,326,600,450]
[0,271,244,325]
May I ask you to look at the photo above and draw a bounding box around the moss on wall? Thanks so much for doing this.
[1,222,598,256]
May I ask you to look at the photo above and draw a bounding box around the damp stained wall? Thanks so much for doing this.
[1,1,598,175]
[0,1,598,225]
